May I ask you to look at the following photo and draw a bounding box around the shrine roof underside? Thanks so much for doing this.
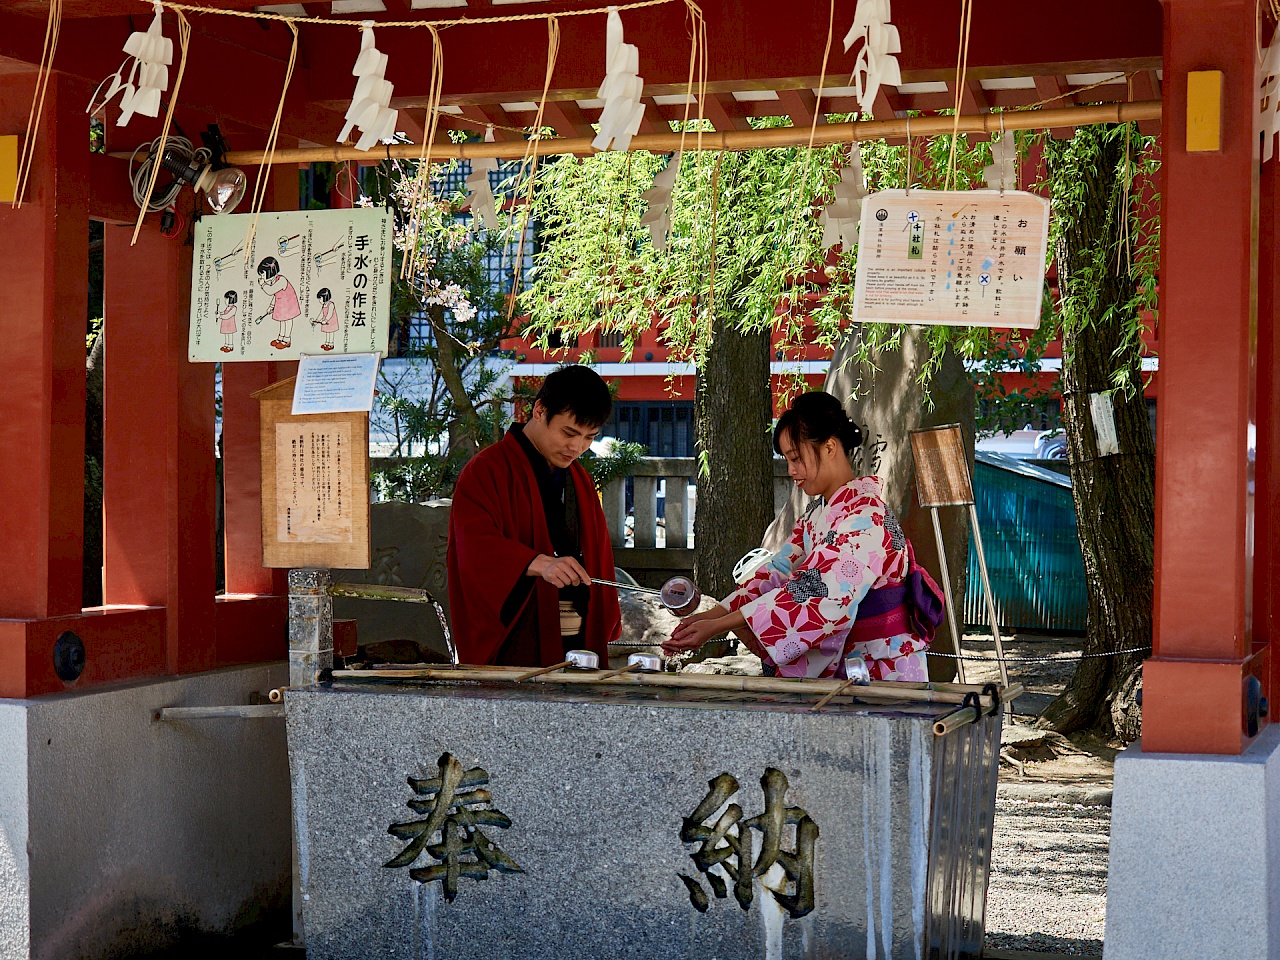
[0,0,1162,148]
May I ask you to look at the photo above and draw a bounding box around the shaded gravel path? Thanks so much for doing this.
[984,798,1110,957]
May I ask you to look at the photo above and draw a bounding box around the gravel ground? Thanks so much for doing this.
[983,797,1110,957]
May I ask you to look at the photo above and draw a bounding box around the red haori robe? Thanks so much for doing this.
[446,431,621,667]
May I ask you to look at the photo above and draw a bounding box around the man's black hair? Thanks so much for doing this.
[535,364,612,428]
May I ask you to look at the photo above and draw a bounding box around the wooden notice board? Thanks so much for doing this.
[254,377,371,569]
[909,424,974,508]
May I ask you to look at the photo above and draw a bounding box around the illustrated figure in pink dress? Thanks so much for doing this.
[255,256,301,350]
[313,287,338,351]
[218,290,238,354]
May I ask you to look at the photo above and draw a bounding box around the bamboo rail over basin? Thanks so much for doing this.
[329,664,1023,713]
[115,101,1161,167]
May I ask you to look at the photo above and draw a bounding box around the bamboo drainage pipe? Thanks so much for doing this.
[196,100,1160,168]
[932,683,1026,736]
[329,665,1023,711]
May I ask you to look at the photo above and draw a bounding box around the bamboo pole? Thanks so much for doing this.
[328,582,443,604]
[155,704,285,720]
[152,100,1158,168]
[329,665,1022,709]
[932,682,1025,736]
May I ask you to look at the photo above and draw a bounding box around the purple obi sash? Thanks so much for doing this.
[849,559,946,645]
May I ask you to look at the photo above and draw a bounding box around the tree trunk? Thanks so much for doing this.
[429,304,484,466]
[1037,125,1154,740]
[693,309,775,602]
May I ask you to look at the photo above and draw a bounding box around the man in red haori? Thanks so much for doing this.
[447,365,621,667]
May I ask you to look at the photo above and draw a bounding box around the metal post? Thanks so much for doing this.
[285,567,333,949]
[967,504,1009,687]
[288,568,333,688]
[930,506,966,684]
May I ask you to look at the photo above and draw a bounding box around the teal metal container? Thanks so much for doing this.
[964,452,1086,633]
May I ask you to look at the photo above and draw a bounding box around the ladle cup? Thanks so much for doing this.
[590,576,702,616]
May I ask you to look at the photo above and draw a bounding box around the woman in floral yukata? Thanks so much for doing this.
[663,391,941,681]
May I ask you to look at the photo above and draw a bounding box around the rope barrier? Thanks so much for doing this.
[607,641,1153,663]
[925,647,1152,664]
[146,0,683,29]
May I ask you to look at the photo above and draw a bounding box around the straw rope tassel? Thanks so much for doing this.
[807,0,836,153]
[130,10,191,245]
[13,0,62,209]
[506,16,561,319]
[945,0,974,191]
[241,19,299,262]
[677,0,707,157]
[401,24,445,282]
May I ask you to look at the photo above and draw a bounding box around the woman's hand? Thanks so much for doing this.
[662,615,725,654]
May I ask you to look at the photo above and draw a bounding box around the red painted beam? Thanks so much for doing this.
[459,104,521,142]
[1033,76,1077,137]
[1130,69,1163,135]
[0,608,167,699]
[304,0,1161,106]
[0,72,89,621]
[700,93,753,133]
[775,88,822,129]
[0,12,344,150]
[543,99,597,139]
[1144,0,1258,754]
[89,153,139,225]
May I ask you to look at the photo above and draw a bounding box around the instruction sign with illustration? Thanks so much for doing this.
[189,207,392,362]
[852,190,1049,329]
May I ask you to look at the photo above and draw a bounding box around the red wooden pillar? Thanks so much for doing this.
[103,226,217,676]
[0,72,88,622]
[1259,126,1280,713]
[1144,0,1262,753]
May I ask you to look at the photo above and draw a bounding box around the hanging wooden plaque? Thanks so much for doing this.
[255,377,371,569]
[909,424,974,508]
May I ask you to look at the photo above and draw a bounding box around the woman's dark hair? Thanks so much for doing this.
[535,364,612,428]
[316,288,331,302]
[224,290,238,304]
[256,257,280,280]
[773,391,863,457]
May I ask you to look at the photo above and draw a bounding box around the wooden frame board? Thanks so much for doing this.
[255,377,371,569]
[909,424,974,507]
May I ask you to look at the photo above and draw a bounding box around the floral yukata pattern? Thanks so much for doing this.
[723,476,929,681]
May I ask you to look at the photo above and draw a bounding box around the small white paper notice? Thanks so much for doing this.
[1089,391,1121,457]
[291,352,380,416]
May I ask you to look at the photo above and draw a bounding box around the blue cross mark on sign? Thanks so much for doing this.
[906,210,921,224]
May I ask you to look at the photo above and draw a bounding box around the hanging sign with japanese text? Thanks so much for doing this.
[188,207,392,362]
[274,421,354,546]
[852,190,1050,329]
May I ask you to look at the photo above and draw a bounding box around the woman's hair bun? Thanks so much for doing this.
[773,391,864,457]
[839,417,864,452]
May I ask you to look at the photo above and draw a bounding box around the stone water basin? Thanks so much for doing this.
[286,676,1000,960]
